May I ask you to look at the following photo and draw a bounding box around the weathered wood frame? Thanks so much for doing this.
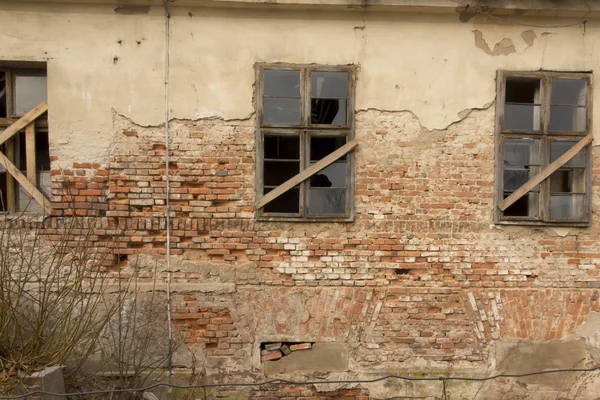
[0,102,51,214]
[494,70,593,226]
[255,63,356,222]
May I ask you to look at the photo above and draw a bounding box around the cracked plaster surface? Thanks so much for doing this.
[1,3,599,165]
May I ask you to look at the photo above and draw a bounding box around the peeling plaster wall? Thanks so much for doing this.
[5,2,600,398]
[1,3,599,165]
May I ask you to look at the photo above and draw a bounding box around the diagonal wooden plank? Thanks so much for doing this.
[5,138,15,212]
[26,123,36,186]
[499,133,593,211]
[0,102,48,146]
[0,152,52,214]
[256,140,358,210]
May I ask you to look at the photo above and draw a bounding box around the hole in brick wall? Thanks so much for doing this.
[395,268,410,275]
[114,253,128,266]
[260,341,314,362]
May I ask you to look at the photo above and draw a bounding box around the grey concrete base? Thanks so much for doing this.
[24,365,65,400]
[264,342,348,375]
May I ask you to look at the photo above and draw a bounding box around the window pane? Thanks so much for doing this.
[309,188,346,215]
[549,106,587,132]
[502,137,541,219]
[550,168,585,194]
[503,138,541,166]
[19,186,43,213]
[264,135,300,159]
[36,131,51,171]
[506,78,541,104]
[311,71,348,98]
[550,141,587,167]
[311,99,346,125]
[263,98,301,124]
[550,194,585,220]
[263,187,300,214]
[503,192,540,218]
[504,104,541,131]
[504,169,531,191]
[551,79,587,106]
[310,162,347,187]
[310,136,346,161]
[263,161,299,186]
[14,72,47,116]
[263,70,300,98]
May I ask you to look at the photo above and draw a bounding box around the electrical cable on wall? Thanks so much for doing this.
[163,0,174,385]
[2,364,600,399]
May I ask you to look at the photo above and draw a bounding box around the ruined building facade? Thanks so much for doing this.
[2,0,600,398]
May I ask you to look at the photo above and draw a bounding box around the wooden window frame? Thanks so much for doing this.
[255,63,356,222]
[494,70,593,226]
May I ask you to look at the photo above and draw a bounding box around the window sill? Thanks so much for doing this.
[495,219,591,228]
[256,215,355,223]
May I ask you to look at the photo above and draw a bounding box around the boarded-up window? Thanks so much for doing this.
[0,67,51,213]
[495,71,592,225]
[256,65,355,221]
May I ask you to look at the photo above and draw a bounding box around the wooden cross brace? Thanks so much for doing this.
[256,140,358,210]
[499,133,593,212]
[0,102,52,214]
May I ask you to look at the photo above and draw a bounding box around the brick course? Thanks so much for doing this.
[42,107,600,375]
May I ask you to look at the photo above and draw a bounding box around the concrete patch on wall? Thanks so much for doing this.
[576,311,600,362]
[521,29,537,47]
[263,342,348,375]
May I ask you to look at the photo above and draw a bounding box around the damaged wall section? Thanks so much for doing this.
[3,1,600,399]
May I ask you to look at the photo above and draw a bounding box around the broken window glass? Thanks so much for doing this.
[258,65,353,219]
[310,71,348,125]
[504,78,541,131]
[548,140,586,220]
[497,72,591,225]
[308,136,348,215]
[263,186,300,214]
[14,71,47,116]
[502,138,541,218]
[262,135,301,214]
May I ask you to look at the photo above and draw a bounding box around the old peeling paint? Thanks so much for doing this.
[521,29,537,47]
[472,29,517,56]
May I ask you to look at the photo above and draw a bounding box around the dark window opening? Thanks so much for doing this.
[503,193,530,217]
[504,78,541,131]
[263,187,300,214]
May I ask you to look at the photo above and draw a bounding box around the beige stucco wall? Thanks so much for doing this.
[0,2,598,163]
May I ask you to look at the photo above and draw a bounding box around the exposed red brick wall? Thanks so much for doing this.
[42,109,600,370]
[172,296,242,357]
